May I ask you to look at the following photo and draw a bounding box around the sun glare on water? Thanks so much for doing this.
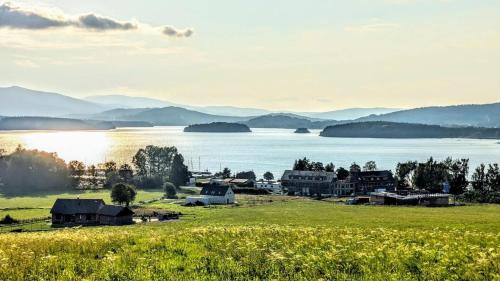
[21,131,111,164]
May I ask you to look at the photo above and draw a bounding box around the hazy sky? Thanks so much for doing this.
[1,0,499,111]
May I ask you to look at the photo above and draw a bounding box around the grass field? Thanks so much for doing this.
[0,192,499,280]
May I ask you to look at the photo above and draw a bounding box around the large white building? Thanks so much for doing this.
[185,186,235,205]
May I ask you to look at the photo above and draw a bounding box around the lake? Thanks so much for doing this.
[0,127,499,178]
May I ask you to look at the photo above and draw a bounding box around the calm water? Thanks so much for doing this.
[0,127,499,178]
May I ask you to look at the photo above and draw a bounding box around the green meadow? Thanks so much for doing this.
[0,191,499,280]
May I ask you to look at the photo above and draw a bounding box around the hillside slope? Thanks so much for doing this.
[356,103,500,128]
[0,86,106,117]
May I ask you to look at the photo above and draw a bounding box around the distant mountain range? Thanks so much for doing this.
[355,103,500,128]
[0,86,499,129]
[0,86,106,116]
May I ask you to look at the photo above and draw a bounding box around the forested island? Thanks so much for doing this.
[184,122,251,133]
[320,121,500,139]
[294,128,311,134]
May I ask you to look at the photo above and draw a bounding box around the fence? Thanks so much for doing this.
[0,217,51,233]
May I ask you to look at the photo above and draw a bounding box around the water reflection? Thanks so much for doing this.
[21,131,111,164]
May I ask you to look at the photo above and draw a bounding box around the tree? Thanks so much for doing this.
[215,167,232,178]
[169,154,189,188]
[486,164,500,191]
[0,147,71,194]
[395,161,417,188]
[87,164,99,186]
[293,158,310,171]
[311,162,325,171]
[363,161,377,171]
[100,161,117,177]
[132,145,178,178]
[111,183,137,206]
[412,157,449,193]
[118,164,134,183]
[325,163,335,172]
[336,167,349,180]
[263,171,274,181]
[471,164,486,191]
[68,160,85,177]
[446,158,469,195]
[235,171,256,181]
[164,182,177,198]
[350,163,361,173]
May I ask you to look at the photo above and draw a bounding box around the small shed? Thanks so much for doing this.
[97,205,134,225]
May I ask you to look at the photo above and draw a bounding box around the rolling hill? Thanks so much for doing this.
[0,86,106,117]
[301,107,401,120]
[89,107,246,126]
[356,103,500,128]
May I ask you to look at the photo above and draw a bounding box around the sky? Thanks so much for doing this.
[1,0,499,111]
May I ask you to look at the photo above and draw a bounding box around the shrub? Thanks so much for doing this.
[164,182,177,199]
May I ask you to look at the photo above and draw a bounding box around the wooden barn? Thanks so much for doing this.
[51,199,104,225]
[51,198,134,226]
[97,205,134,225]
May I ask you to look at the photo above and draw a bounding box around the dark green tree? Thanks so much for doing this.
[235,171,256,181]
[446,158,469,195]
[471,164,486,191]
[350,163,361,173]
[118,163,134,183]
[111,183,137,206]
[263,171,274,181]
[486,164,500,191]
[169,154,189,188]
[336,167,350,180]
[325,163,335,172]
[395,161,417,188]
[363,161,377,171]
[215,167,232,178]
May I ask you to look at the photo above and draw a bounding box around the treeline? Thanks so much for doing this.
[291,157,500,202]
[0,145,190,195]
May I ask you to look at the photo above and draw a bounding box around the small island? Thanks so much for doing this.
[319,121,500,139]
[184,122,252,133]
[294,128,311,134]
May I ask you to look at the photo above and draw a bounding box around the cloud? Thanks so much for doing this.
[0,2,191,37]
[0,2,69,29]
[162,25,194,37]
[77,14,136,31]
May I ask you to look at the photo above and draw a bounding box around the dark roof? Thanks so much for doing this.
[200,185,231,196]
[352,170,394,180]
[50,199,105,215]
[97,205,134,217]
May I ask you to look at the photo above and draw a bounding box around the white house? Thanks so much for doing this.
[255,180,282,193]
[185,185,235,205]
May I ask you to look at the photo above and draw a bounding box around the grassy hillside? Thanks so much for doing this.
[0,193,499,280]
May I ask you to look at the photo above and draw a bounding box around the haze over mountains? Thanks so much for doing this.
[0,86,499,129]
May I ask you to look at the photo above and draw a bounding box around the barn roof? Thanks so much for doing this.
[50,199,105,215]
[200,185,231,196]
[97,205,134,217]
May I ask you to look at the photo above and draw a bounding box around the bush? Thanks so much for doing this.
[164,182,177,199]
[111,183,137,206]
[0,215,18,225]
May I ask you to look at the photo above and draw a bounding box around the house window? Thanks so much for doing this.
[86,214,92,221]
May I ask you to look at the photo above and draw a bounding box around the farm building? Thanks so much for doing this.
[370,192,450,206]
[97,205,134,225]
[51,198,134,226]
[185,185,235,205]
[281,170,337,196]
